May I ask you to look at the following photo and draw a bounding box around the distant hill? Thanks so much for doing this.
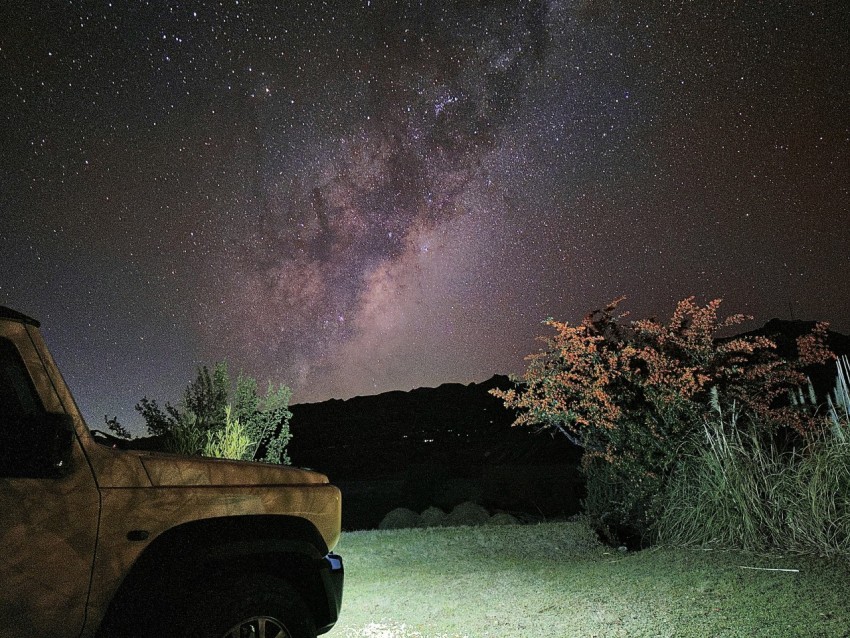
[287,374,581,480]
[286,375,584,527]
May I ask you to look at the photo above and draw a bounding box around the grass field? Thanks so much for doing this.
[325,521,850,638]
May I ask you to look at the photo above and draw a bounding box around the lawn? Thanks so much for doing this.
[325,521,850,638]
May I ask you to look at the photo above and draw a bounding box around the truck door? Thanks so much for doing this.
[0,334,101,637]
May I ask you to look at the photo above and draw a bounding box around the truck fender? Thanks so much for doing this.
[96,514,333,636]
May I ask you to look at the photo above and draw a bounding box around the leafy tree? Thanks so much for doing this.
[493,297,834,540]
[182,362,229,432]
[133,396,181,438]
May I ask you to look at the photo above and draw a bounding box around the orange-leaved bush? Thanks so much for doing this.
[492,297,834,541]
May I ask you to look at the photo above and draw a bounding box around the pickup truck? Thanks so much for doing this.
[0,305,343,638]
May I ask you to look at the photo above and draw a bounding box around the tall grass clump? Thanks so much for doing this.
[827,355,850,442]
[163,412,205,456]
[659,361,850,557]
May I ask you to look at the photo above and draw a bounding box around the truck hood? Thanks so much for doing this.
[139,453,330,487]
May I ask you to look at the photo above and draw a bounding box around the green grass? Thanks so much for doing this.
[326,521,850,638]
[657,388,850,557]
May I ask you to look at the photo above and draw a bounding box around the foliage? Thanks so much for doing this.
[658,386,850,557]
[203,405,252,460]
[492,297,834,539]
[163,412,205,456]
[133,396,181,438]
[182,361,229,431]
[104,415,132,440]
[129,362,229,439]
[110,362,293,463]
[233,373,293,465]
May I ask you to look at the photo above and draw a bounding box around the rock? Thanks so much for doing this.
[445,501,491,527]
[486,512,520,526]
[419,506,446,528]
[378,507,421,530]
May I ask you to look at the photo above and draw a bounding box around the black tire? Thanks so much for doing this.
[180,574,316,638]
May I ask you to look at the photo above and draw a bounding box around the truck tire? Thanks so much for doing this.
[182,574,317,638]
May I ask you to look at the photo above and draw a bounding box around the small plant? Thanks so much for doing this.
[163,412,205,456]
[104,415,132,440]
[204,405,252,460]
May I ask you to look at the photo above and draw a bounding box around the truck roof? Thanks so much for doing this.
[0,306,40,327]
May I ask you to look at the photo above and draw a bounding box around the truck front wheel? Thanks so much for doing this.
[184,574,316,638]
[221,615,292,638]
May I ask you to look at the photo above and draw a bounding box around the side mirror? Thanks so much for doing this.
[0,412,75,479]
[43,412,75,478]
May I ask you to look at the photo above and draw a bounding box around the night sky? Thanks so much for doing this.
[2,1,848,435]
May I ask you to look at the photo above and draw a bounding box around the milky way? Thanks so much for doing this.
[199,1,549,397]
[1,1,847,431]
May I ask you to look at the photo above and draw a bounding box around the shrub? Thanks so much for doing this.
[493,297,833,541]
[233,373,293,464]
[203,405,252,460]
[420,506,447,527]
[445,501,491,527]
[109,361,293,463]
[487,512,520,526]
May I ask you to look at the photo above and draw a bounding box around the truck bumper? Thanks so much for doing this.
[316,552,344,635]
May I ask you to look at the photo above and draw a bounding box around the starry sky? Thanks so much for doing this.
[1,1,848,435]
